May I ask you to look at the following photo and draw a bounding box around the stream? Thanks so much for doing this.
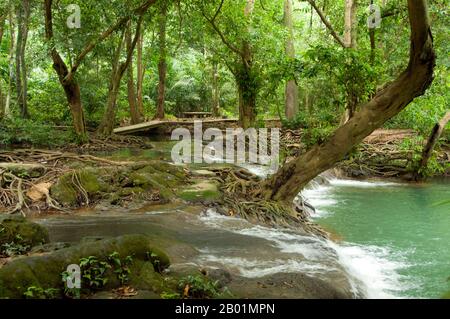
[34,144,450,299]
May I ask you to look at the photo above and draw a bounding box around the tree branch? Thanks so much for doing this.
[67,0,157,82]
[306,0,346,48]
[201,0,244,57]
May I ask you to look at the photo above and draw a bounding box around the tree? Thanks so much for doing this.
[264,0,436,203]
[127,21,143,125]
[44,0,156,139]
[415,111,450,180]
[155,0,168,120]
[284,0,298,120]
[98,17,144,136]
[201,0,259,129]
[15,0,30,119]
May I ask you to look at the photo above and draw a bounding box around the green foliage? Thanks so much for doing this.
[178,275,221,299]
[0,118,76,147]
[23,286,59,299]
[79,256,111,290]
[0,241,30,257]
[107,252,134,285]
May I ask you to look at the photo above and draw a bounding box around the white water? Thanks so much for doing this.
[194,175,412,299]
[301,176,412,298]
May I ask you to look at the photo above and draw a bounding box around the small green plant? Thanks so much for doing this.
[178,275,221,299]
[61,271,81,299]
[23,286,59,299]
[79,256,111,290]
[107,252,133,285]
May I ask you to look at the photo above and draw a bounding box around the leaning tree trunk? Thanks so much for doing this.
[155,2,167,120]
[264,0,436,203]
[414,111,450,181]
[284,0,298,120]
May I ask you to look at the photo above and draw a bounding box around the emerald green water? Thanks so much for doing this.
[305,180,450,299]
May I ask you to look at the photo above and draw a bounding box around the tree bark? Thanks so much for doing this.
[15,0,30,119]
[344,0,357,49]
[5,7,16,119]
[415,111,450,180]
[212,61,220,117]
[284,0,298,120]
[155,2,168,120]
[126,22,141,125]
[264,0,435,204]
[237,0,256,129]
[136,30,145,118]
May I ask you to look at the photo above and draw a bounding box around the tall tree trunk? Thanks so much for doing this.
[264,0,435,204]
[5,8,16,118]
[15,0,30,119]
[212,61,220,117]
[136,30,145,118]
[238,0,256,129]
[98,18,143,136]
[344,0,357,48]
[341,0,358,124]
[0,14,5,118]
[126,22,141,125]
[414,111,450,181]
[284,0,298,120]
[155,2,167,120]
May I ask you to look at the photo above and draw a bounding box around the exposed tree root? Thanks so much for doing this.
[211,167,327,238]
[0,149,130,215]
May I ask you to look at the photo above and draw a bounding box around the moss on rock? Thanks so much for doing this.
[178,181,222,203]
[0,216,49,248]
[0,234,171,299]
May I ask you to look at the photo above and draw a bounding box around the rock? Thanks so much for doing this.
[0,163,46,178]
[178,181,222,203]
[191,170,217,178]
[30,242,71,254]
[0,234,171,298]
[227,272,356,299]
[0,216,49,248]
[50,168,108,206]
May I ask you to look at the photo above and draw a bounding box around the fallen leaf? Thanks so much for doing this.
[27,182,52,202]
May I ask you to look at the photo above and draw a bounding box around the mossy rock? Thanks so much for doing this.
[50,168,108,206]
[0,216,49,248]
[178,181,222,203]
[0,163,46,178]
[0,234,170,299]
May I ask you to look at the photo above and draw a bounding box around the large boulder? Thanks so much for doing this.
[0,235,170,299]
[0,216,49,250]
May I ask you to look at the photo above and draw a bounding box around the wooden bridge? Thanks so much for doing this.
[113,118,239,135]
[113,118,281,135]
